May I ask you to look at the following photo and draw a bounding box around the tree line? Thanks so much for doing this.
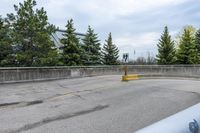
[0,0,119,67]
[1,0,199,67]
[156,26,200,64]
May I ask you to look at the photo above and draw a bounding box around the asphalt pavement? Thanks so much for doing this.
[0,75,200,133]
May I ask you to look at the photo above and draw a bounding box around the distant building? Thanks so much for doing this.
[51,29,85,52]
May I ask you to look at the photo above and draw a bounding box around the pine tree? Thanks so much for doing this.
[175,25,196,48]
[156,26,176,64]
[102,33,119,65]
[195,29,200,54]
[0,16,14,66]
[7,0,59,66]
[60,19,82,66]
[82,26,101,65]
[177,29,199,64]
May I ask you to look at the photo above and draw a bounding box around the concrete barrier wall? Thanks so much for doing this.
[127,65,200,78]
[0,65,200,83]
[0,66,122,83]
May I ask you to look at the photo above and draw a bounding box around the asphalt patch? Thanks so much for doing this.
[8,104,109,133]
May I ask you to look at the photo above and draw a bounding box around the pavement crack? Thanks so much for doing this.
[8,104,109,133]
[0,100,43,109]
[190,91,200,99]
[26,100,43,106]
[73,94,85,100]
[0,102,20,107]
[47,89,94,101]
[57,84,69,89]
[1,89,94,109]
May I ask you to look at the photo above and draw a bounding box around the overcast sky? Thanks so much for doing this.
[0,0,200,59]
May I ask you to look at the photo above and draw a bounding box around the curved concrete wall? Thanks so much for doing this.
[0,65,200,83]
[127,65,200,78]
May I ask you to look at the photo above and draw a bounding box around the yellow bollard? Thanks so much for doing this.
[122,74,139,81]
[122,66,139,81]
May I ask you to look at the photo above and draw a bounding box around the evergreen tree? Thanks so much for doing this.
[0,16,14,66]
[176,29,199,64]
[102,33,119,65]
[7,0,59,66]
[82,26,101,65]
[60,19,82,66]
[195,29,200,54]
[156,26,176,64]
[175,25,196,48]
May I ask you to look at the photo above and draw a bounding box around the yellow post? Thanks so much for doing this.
[122,65,128,81]
[124,65,128,76]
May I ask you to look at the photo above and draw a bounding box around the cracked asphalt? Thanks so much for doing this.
[0,75,200,133]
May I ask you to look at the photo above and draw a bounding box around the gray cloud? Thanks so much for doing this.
[0,0,199,59]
